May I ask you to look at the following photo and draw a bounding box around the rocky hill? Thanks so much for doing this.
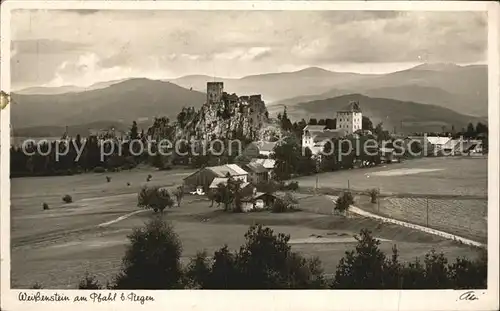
[147,90,274,144]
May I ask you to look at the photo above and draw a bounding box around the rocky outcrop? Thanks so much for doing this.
[174,92,271,142]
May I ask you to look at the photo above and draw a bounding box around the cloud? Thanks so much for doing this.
[9,10,487,89]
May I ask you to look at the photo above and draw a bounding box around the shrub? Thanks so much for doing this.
[334,192,353,214]
[42,202,49,210]
[285,181,299,191]
[184,251,212,288]
[113,218,183,289]
[62,194,73,204]
[106,176,112,182]
[93,166,105,173]
[369,188,379,204]
[174,185,184,207]
[127,182,131,187]
[137,186,174,213]
[147,174,152,182]
[31,282,43,289]
[78,272,101,289]
[271,193,298,213]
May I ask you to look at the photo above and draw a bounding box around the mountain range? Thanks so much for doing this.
[11,63,487,137]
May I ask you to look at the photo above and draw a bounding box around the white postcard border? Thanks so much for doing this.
[1,1,499,311]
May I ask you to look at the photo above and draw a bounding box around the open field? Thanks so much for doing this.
[11,166,483,288]
[295,156,487,197]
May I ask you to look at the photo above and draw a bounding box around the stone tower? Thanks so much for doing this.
[207,82,224,105]
[336,101,362,135]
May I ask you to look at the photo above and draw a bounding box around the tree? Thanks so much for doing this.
[332,229,388,289]
[308,118,318,125]
[334,192,353,214]
[271,193,298,213]
[184,251,212,289]
[113,218,183,289]
[213,177,243,212]
[129,121,139,140]
[362,116,374,131]
[475,122,488,134]
[466,122,475,138]
[325,118,336,130]
[174,185,184,207]
[272,137,303,181]
[78,272,102,289]
[137,186,174,213]
[280,107,293,131]
[369,188,379,204]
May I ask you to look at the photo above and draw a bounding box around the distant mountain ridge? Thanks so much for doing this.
[11,78,206,129]
[283,94,486,134]
[11,63,487,135]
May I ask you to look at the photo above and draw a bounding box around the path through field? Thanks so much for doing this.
[327,195,485,248]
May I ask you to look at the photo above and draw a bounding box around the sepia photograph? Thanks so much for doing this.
[0,1,499,310]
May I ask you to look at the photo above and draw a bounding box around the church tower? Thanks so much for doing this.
[207,82,224,105]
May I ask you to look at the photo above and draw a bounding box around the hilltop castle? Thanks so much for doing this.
[174,82,269,142]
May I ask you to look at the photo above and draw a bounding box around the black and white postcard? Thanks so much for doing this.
[1,1,499,311]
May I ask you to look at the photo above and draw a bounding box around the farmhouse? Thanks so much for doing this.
[245,162,269,184]
[302,126,347,155]
[183,164,248,192]
[241,191,278,212]
[208,177,255,197]
[249,158,275,179]
[243,141,278,158]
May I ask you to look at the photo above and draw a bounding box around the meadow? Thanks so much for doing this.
[10,157,487,288]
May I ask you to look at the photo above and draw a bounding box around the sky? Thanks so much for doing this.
[10,10,487,90]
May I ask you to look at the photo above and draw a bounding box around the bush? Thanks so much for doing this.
[184,251,211,288]
[369,188,379,204]
[331,229,487,289]
[334,192,353,214]
[106,176,112,182]
[62,194,73,204]
[285,181,299,191]
[42,202,49,210]
[113,218,183,289]
[78,272,101,289]
[271,193,298,213]
[183,225,327,289]
[31,282,43,289]
[147,174,152,182]
[93,166,105,173]
[137,186,174,213]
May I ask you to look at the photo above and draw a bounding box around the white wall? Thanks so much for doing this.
[336,111,362,134]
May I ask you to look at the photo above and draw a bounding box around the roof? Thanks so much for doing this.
[250,158,276,169]
[241,191,275,202]
[207,164,248,177]
[338,101,362,113]
[303,125,327,132]
[209,177,228,189]
[245,162,268,174]
[312,129,347,143]
[426,136,451,145]
[248,141,277,153]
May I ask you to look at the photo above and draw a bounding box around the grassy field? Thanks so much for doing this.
[295,156,487,197]
[11,165,483,288]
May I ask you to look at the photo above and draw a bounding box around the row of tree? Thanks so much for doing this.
[50,219,486,290]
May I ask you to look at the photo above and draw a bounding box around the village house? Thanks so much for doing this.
[183,164,248,192]
[302,125,347,155]
[241,190,278,212]
[301,101,362,155]
[208,177,255,197]
[249,158,276,179]
[244,162,269,184]
[243,141,278,158]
